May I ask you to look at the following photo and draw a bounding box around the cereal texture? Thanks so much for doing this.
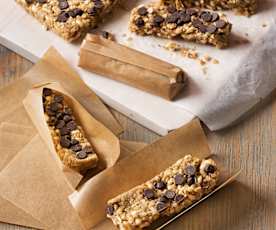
[16,0,119,41]
[129,3,232,48]
[106,155,219,229]
[161,0,257,16]
[43,88,98,172]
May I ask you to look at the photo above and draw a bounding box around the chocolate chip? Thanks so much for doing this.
[56,112,64,120]
[63,115,72,123]
[185,165,196,176]
[159,195,169,203]
[138,6,148,16]
[204,164,216,174]
[66,121,77,131]
[101,31,110,39]
[153,15,164,27]
[167,5,177,13]
[60,136,71,148]
[88,7,97,16]
[60,127,70,136]
[83,146,93,154]
[143,189,155,200]
[206,25,217,34]
[94,0,104,9]
[174,174,187,185]
[68,8,83,18]
[200,11,212,22]
[187,176,195,186]
[166,12,179,24]
[215,20,227,29]
[56,120,66,129]
[186,8,197,16]
[177,13,191,25]
[154,181,167,190]
[64,107,72,115]
[192,19,202,29]
[53,95,64,103]
[71,144,82,152]
[211,13,219,22]
[37,0,47,3]
[156,202,169,212]
[43,88,52,97]
[50,102,62,112]
[174,194,185,203]
[135,17,145,27]
[59,1,69,10]
[106,205,114,215]
[164,190,176,199]
[57,11,69,23]
[48,116,57,126]
[70,139,79,146]
[46,108,56,116]
[76,150,88,159]
[25,0,33,4]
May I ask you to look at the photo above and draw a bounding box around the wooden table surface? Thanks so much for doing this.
[0,45,275,230]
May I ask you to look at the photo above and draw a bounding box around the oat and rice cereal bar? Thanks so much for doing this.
[161,0,257,16]
[129,3,232,48]
[43,88,98,172]
[106,155,219,229]
[16,0,119,41]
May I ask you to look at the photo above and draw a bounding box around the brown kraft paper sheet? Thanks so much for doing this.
[0,47,123,137]
[79,34,186,100]
[69,119,240,229]
[23,82,121,189]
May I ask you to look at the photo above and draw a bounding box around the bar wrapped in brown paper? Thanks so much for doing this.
[23,82,120,188]
[69,119,240,229]
[79,34,187,100]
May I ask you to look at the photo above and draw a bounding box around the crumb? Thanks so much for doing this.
[199,59,206,66]
[203,55,212,62]
[164,42,181,51]
[212,59,220,64]
[202,67,208,75]
[262,23,267,27]
[127,37,133,42]
[122,33,127,37]
[100,31,114,41]
[245,33,249,37]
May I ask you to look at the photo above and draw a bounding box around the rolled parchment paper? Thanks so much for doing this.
[23,82,120,188]
[79,34,187,100]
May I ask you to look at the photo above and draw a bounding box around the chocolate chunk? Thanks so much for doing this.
[200,12,212,22]
[186,8,197,16]
[64,107,72,115]
[88,7,98,16]
[153,15,164,27]
[56,112,64,120]
[68,8,84,18]
[174,194,185,203]
[187,176,195,186]
[211,13,219,22]
[56,120,66,129]
[94,0,104,9]
[143,189,155,200]
[60,127,70,136]
[53,95,64,103]
[66,121,77,131]
[215,20,227,29]
[156,202,169,212]
[206,25,217,34]
[63,115,72,123]
[25,0,34,4]
[185,165,196,176]
[167,5,177,14]
[174,174,187,185]
[37,0,47,3]
[70,139,79,146]
[43,88,52,97]
[192,19,202,29]
[101,31,110,39]
[57,11,69,23]
[159,195,169,203]
[138,6,148,16]
[166,12,179,24]
[50,102,62,112]
[154,181,167,190]
[135,17,145,27]
[204,164,216,174]
[83,146,93,154]
[46,108,56,116]
[76,150,88,159]
[48,116,57,126]
[71,144,82,152]
[164,190,176,199]
[106,205,114,215]
[59,1,69,10]
[177,13,191,25]
[60,136,71,148]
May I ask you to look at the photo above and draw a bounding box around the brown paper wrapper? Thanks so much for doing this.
[23,82,121,188]
[79,34,186,100]
[69,119,240,229]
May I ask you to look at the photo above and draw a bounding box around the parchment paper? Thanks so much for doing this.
[23,82,121,188]
[70,119,239,229]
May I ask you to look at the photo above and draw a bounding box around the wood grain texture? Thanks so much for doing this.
[0,45,275,230]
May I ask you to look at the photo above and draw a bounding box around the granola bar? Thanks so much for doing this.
[16,0,119,41]
[161,0,257,16]
[106,155,219,229]
[43,88,98,172]
[129,3,232,48]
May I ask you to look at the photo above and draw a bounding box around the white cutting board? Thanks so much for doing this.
[0,1,194,136]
